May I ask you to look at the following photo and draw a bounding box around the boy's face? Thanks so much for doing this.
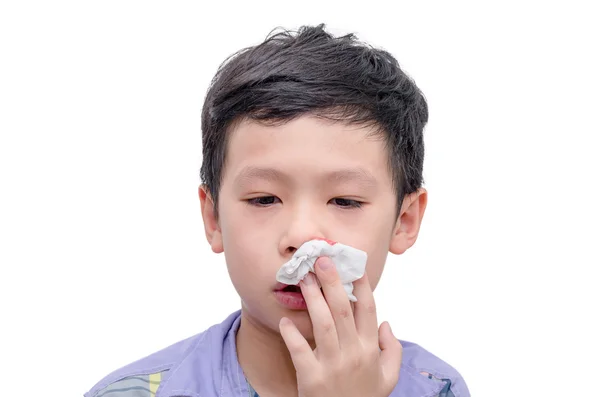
[200,115,427,339]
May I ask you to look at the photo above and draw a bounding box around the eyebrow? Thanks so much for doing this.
[234,166,290,186]
[324,168,378,188]
[233,166,378,189]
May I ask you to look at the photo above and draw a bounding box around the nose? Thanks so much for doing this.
[279,204,325,257]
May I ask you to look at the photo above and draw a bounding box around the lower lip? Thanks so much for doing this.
[273,290,307,310]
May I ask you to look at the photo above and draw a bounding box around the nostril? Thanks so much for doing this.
[286,247,296,255]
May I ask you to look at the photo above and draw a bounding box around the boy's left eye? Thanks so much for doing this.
[330,198,363,208]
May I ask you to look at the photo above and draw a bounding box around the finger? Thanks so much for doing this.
[351,272,379,345]
[279,317,318,373]
[299,272,340,358]
[314,256,359,349]
[378,321,403,386]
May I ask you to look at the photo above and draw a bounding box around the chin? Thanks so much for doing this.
[282,310,315,340]
[241,298,317,341]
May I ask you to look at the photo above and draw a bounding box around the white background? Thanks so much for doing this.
[1,1,599,396]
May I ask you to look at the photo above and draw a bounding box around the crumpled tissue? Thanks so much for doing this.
[275,239,367,302]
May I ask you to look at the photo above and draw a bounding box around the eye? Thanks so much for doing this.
[330,198,363,208]
[247,196,281,207]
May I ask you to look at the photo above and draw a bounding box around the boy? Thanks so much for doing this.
[85,24,470,397]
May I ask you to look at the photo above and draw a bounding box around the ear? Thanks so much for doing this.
[199,185,224,254]
[389,188,428,255]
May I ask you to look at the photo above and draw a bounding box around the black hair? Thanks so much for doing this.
[200,24,428,216]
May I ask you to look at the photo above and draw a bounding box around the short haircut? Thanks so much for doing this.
[200,24,428,216]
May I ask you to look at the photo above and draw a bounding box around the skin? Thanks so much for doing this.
[199,115,427,397]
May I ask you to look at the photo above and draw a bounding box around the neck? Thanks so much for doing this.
[236,307,300,397]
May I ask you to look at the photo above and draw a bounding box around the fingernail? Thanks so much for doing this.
[303,273,315,285]
[317,257,334,271]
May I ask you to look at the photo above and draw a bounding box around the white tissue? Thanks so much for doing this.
[275,239,367,302]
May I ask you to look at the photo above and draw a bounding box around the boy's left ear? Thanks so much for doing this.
[199,185,224,254]
[389,188,428,255]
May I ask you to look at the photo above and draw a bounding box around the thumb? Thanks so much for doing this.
[379,321,403,384]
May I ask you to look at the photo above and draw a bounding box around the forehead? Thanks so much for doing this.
[223,116,391,182]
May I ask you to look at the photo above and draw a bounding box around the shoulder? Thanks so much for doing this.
[84,332,205,397]
[399,339,470,397]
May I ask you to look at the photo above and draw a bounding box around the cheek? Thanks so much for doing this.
[365,249,387,290]
[223,246,269,301]
[222,217,270,266]
[357,215,396,290]
[220,211,278,295]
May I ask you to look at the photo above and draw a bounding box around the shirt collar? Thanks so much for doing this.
[158,310,443,397]
[157,310,245,397]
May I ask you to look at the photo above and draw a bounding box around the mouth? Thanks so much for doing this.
[273,282,307,310]
[274,281,324,293]
[274,283,302,293]
[273,280,327,310]
[274,282,289,291]
[281,284,302,293]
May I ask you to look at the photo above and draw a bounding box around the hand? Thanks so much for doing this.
[279,256,403,397]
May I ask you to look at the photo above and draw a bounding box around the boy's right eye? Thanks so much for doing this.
[246,196,281,207]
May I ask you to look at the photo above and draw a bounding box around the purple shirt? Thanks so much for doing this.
[85,311,469,397]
